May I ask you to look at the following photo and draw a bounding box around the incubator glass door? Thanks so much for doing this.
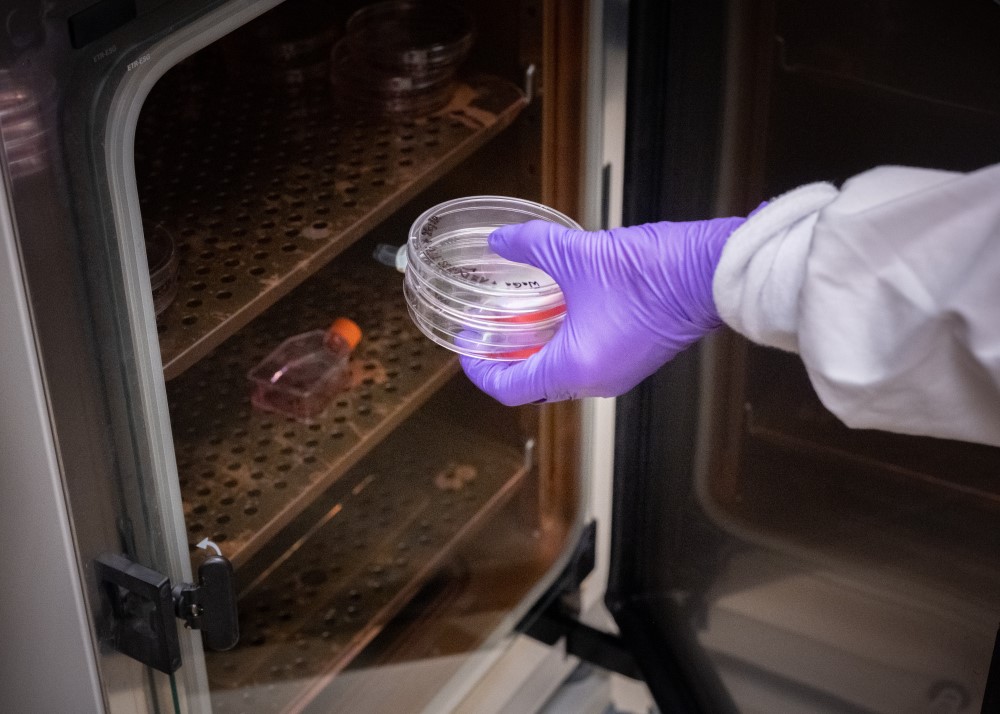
[8,0,593,711]
[608,1,1000,711]
[129,2,587,710]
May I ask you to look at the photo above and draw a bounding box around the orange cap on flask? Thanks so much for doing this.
[328,317,362,352]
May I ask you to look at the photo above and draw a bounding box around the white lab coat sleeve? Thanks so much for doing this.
[713,162,1000,447]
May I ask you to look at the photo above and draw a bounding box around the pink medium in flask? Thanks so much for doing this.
[248,317,362,422]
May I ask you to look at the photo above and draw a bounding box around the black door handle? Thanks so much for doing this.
[96,550,240,674]
[173,554,240,652]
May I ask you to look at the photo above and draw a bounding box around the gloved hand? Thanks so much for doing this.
[459,215,748,405]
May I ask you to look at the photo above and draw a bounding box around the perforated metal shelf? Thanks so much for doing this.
[169,248,458,569]
[136,74,526,380]
[204,412,527,714]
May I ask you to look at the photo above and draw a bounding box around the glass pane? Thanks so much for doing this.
[648,1,1000,709]
[695,346,1000,712]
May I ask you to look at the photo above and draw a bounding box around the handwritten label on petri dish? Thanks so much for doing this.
[419,215,441,240]
[423,244,496,285]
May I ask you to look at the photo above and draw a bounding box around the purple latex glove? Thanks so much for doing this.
[459,216,747,405]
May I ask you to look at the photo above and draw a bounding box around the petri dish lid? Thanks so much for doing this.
[144,222,179,318]
[242,0,341,64]
[404,196,581,360]
[330,38,455,95]
[345,1,474,72]
[145,222,176,278]
[257,25,339,65]
[404,256,565,321]
[406,196,580,301]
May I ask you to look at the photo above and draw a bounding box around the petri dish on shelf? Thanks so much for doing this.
[329,38,457,116]
[145,221,179,318]
[330,1,473,116]
[403,196,582,360]
[345,1,475,74]
[222,0,341,90]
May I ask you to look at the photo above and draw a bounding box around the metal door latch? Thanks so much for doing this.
[95,551,239,674]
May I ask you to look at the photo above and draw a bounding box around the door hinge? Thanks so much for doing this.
[95,550,239,674]
[525,604,643,681]
[517,522,642,680]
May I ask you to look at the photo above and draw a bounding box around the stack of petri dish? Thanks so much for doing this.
[404,196,582,360]
[236,0,341,89]
[145,221,179,319]
[0,69,54,178]
[330,1,474,116]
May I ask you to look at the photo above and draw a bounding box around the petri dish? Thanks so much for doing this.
[145,221,179,318]
[242,0,340,65]
[329,1,473,117]
[329,38,457,116]
[330,38,455,93]
[229,0,341,90]
[0,69,54,177]
[345,1,475,74]
[403,196,582,360]
[405,280,565,361]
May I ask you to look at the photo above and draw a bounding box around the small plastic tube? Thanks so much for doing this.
[373,243,407,272]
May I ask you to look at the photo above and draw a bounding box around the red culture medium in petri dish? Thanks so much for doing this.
[403,196,581,361]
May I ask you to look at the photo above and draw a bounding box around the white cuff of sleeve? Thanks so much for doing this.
[712,182,840,353]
